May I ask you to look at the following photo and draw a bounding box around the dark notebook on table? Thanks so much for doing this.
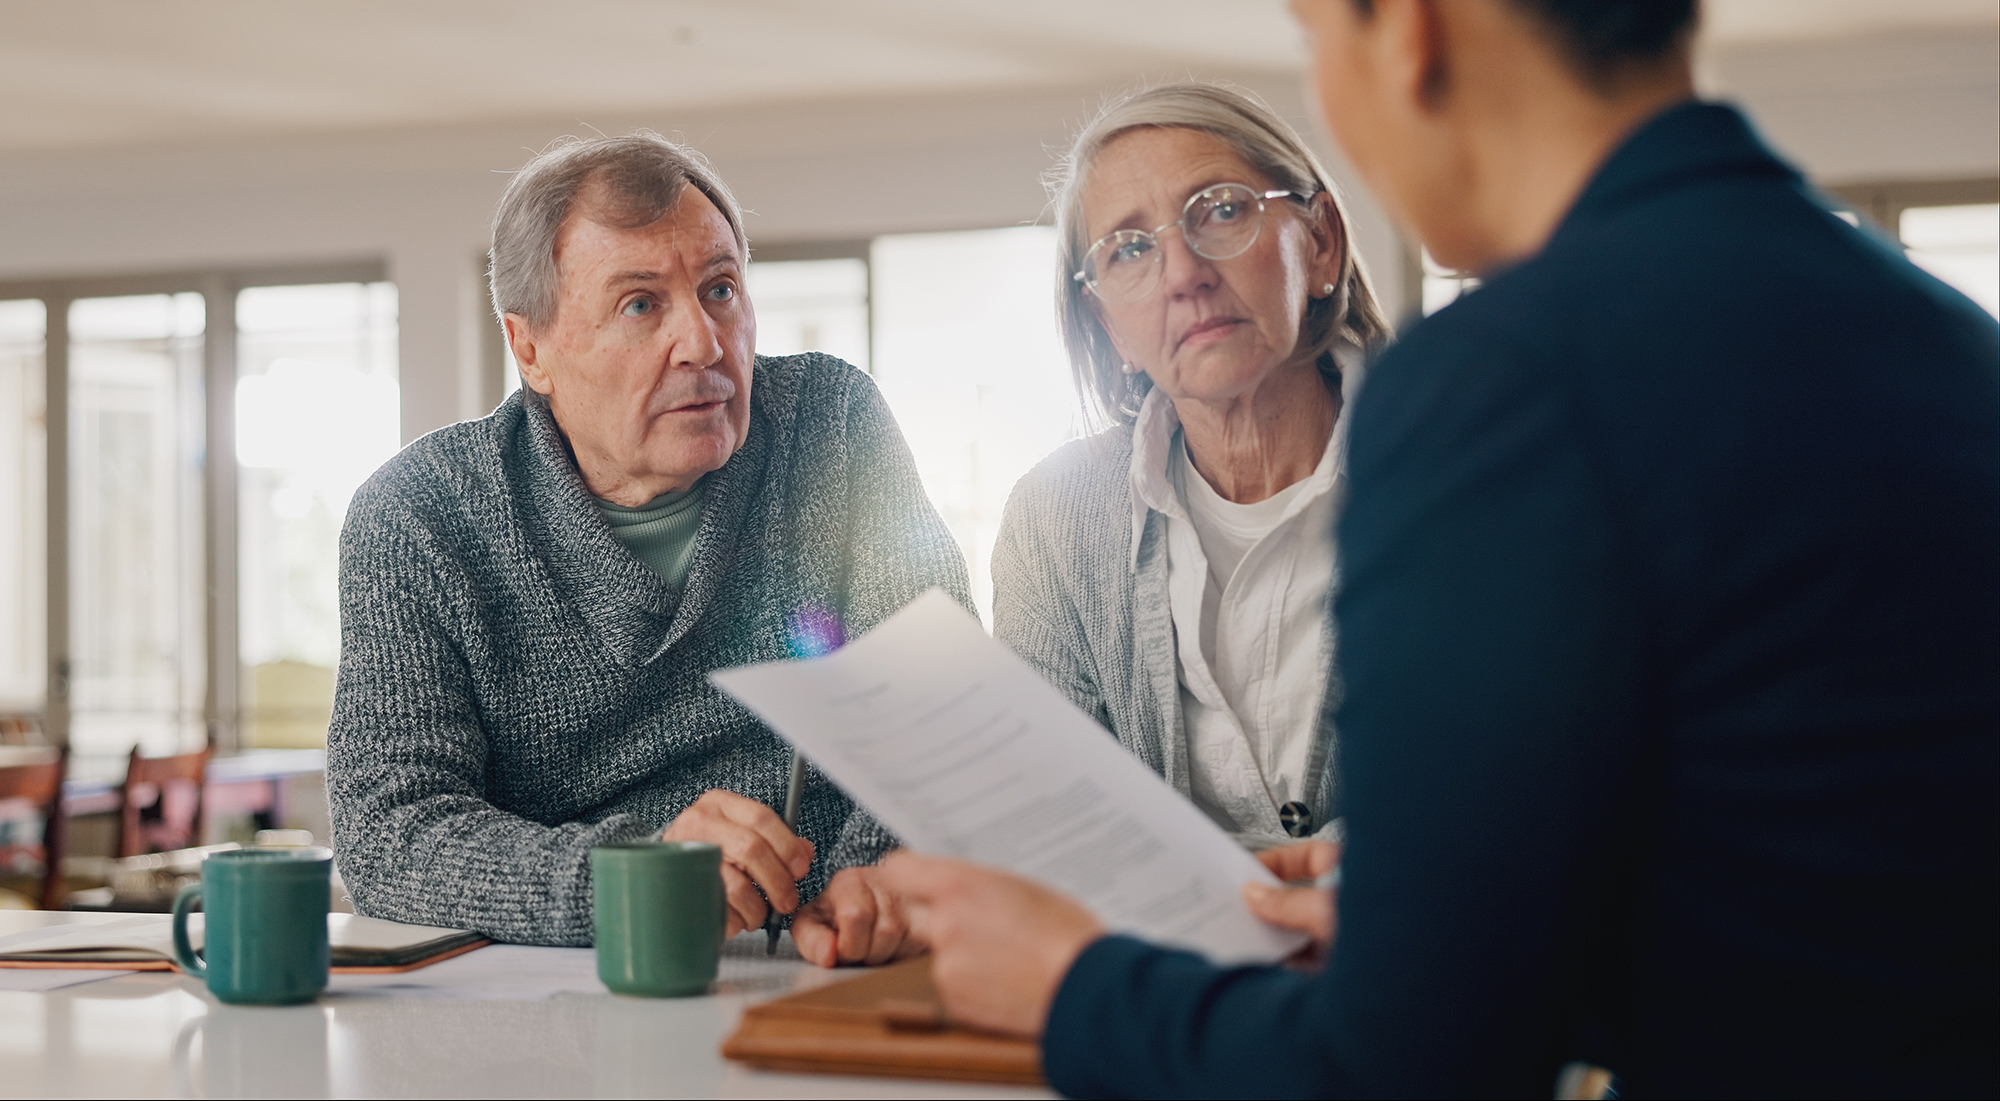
[0,910,488,973]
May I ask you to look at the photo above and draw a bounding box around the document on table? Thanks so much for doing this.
[0,968,131,992]
[329,944,600,1001]
[711,590,1305,964]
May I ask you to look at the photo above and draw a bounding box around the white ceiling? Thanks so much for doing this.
[1704,0,1997,43]
[0,0,1992,154]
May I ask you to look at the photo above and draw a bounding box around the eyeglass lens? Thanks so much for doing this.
[1084,184,1269,303]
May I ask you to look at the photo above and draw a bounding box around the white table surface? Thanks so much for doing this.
[0,922,1056,1100]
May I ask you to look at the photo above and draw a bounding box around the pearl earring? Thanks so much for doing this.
[1321,282,1336,296]
[1120,361,1141,375]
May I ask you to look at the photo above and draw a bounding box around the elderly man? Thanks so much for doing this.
[327,132,964,965]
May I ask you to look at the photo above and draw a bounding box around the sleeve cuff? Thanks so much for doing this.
[1039,934,1331,1098]
[1041,934,1174,1098]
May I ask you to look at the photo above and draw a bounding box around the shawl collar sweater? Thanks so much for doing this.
[327,353,968,945]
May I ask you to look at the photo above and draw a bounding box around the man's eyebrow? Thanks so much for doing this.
[601,251,737,286]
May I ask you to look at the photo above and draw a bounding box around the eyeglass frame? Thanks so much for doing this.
[1072,183,1301,303]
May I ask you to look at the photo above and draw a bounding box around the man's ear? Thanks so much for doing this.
[1414,0,1452,107]
[1375,0,1452,114]
[504,313,556,396]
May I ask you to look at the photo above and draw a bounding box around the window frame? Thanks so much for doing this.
[747,239,874,374]
[1824,177,2000,240]
[0,259,386,758]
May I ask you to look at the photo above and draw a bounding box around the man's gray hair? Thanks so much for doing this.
[1047,82,1392,428]
[489,130,748,329]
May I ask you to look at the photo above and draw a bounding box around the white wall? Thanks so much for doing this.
[0,69,1393,442]
[0,29,1993,443]
[1701,28,2000,183]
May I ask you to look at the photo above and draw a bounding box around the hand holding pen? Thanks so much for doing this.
[762,605,847,955]
[764,751,807,954]
[658,788,814,939]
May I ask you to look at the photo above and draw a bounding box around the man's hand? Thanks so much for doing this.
[790,864,925,967]
[661,789,813,937]
[1244,840,1341,957]
[875,851,1104,1038]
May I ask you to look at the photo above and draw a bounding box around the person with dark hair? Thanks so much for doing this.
[878,0,1999,1096]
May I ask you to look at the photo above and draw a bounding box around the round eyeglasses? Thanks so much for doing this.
[1073,183,1297,304]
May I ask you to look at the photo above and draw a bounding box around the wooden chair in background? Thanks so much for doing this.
[116,744,213,858]
[0,746,69,909]
[0,713,46,745]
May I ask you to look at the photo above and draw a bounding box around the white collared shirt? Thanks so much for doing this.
[1127,369,1352,843]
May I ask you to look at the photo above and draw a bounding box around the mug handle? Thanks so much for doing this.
[171,882,206,977]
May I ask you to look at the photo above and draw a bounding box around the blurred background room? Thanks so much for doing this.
[0,0,1993,908]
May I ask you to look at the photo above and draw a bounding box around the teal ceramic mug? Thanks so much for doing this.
[171,847,332,1005]
[592,841,725,997]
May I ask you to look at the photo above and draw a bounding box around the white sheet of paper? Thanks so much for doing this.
[711,589,1305,964]
[328,944,601,1001]
[0,968,133,992]
[324,932,838,1002]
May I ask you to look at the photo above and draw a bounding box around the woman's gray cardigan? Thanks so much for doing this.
[327,354,969,945]
[991,429,1340,843]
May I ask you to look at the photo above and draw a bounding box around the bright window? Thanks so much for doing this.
[0,301,46,715]
[748,258,870,371]
[236,282,400,748]
[65,293,208,760]
[1901,203,2000,317]
[1421,248,1480,316]
[870,227,1083,625]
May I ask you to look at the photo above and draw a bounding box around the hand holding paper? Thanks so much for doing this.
[710,589,1304,965]
[876,849,1107,1037]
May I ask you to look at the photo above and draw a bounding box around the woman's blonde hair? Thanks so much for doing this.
[1047,82,1391,427]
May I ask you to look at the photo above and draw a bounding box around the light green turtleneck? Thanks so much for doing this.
[597,481,707,589]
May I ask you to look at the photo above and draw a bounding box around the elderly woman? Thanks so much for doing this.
[992,82,1389,849]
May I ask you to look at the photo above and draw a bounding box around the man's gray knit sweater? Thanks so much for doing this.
[327,353,969,945]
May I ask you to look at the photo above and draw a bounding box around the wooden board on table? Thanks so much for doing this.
[722,956,1043,1087]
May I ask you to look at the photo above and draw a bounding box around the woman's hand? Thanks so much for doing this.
[875,851,1104,1038]
[791,864,926,967]
[1243,840,1341,959]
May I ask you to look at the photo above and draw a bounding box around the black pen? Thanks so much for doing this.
[765,750,806,955]
[769,607,844,955]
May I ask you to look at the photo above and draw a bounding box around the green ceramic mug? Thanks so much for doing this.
[592,841,725,997]
[172,847,332,1005]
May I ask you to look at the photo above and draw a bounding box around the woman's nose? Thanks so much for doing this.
[1156,225,1218,298]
